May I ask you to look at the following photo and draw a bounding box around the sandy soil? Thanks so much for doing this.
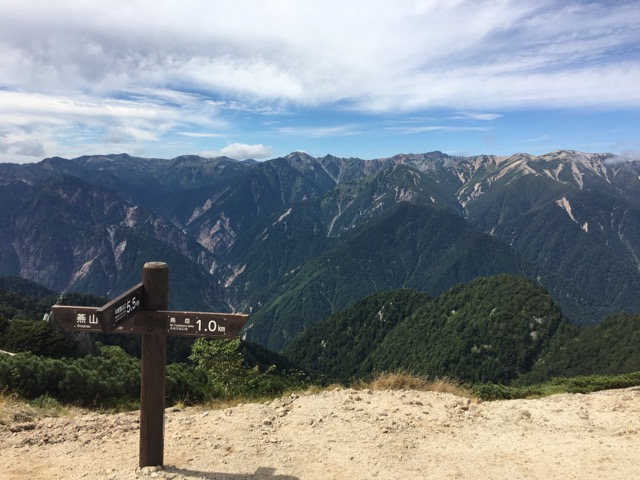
[1,387,639,480]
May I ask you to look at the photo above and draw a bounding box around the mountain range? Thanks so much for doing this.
[1,149,639,350]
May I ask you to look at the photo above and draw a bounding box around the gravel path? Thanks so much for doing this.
[2,387,640,479]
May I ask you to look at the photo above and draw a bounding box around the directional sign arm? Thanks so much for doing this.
[51,306,104,333]
[112,310,249,337]
[164,311,248,338]
[98,283,144,332]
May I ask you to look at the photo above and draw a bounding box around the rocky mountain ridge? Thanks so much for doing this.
[1,149,639,347]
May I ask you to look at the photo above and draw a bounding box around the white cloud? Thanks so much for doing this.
[450,113,503,121]
[0,1,638,161]
[520,134,552,144]
[177,132,223,138]
[2,1,638,109]
[609,149,640,162]
[276,125,362,138]
[385,125,491,134]
[0,124,51,162]
[214,143,273,160]
[0,88,228,160]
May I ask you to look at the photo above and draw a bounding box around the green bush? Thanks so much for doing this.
[0,352,140,408]
[189,338,309,400]
[548,372,640,394]
[473,371,640,400]
[0,340,308,409]
[0,319,79,358]
[166,363,208,405]
[471,383,518,401]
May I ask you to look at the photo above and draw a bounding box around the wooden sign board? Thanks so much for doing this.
[165,311,247,337]
[51,262,249,468]
[51,282,144,334]
[51,306,103,333]
[52,284,248,338]
[100,283,144,330]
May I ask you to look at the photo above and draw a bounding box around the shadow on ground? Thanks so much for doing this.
[159,466,300,480]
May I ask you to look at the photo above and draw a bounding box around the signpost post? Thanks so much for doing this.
[51,261,249,468]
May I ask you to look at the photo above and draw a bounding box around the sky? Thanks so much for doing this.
[0,0,639,163]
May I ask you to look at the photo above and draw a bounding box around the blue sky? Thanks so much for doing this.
[1,0,639,163]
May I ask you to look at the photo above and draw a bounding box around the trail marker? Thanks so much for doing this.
[52,282,144,333]
[101,282,144,330]
[51,262,249,468]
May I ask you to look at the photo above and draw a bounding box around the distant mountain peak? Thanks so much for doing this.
[284,151,315,161]
[538,150,615,163]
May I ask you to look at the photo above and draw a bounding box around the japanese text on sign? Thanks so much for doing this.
[168,315,226,334]
[76,312,99,327]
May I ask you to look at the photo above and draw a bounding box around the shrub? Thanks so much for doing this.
[189,338,309,400]
[166,363,208,405]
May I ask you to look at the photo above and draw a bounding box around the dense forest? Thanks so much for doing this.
[1,274,640,407]
[284,274,640,386]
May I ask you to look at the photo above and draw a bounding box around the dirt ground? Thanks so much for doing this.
[1,386,639,480]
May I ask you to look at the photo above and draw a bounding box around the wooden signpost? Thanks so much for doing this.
[51,262,249,468]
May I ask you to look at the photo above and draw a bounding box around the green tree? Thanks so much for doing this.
[189,338,246,397]
[189,338,308,399]
[0,319,78,358]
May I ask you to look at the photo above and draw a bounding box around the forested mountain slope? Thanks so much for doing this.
[243,202,525,350]
[285,274,567,384]
[2,150,639,348]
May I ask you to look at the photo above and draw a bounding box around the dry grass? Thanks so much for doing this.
[0,389,17,412]
[0,389,79,424]
[353,372,473,398]
[198,398,249,410]
[0,389,36,425]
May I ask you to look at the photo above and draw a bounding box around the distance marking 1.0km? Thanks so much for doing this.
[166,311,247,338]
